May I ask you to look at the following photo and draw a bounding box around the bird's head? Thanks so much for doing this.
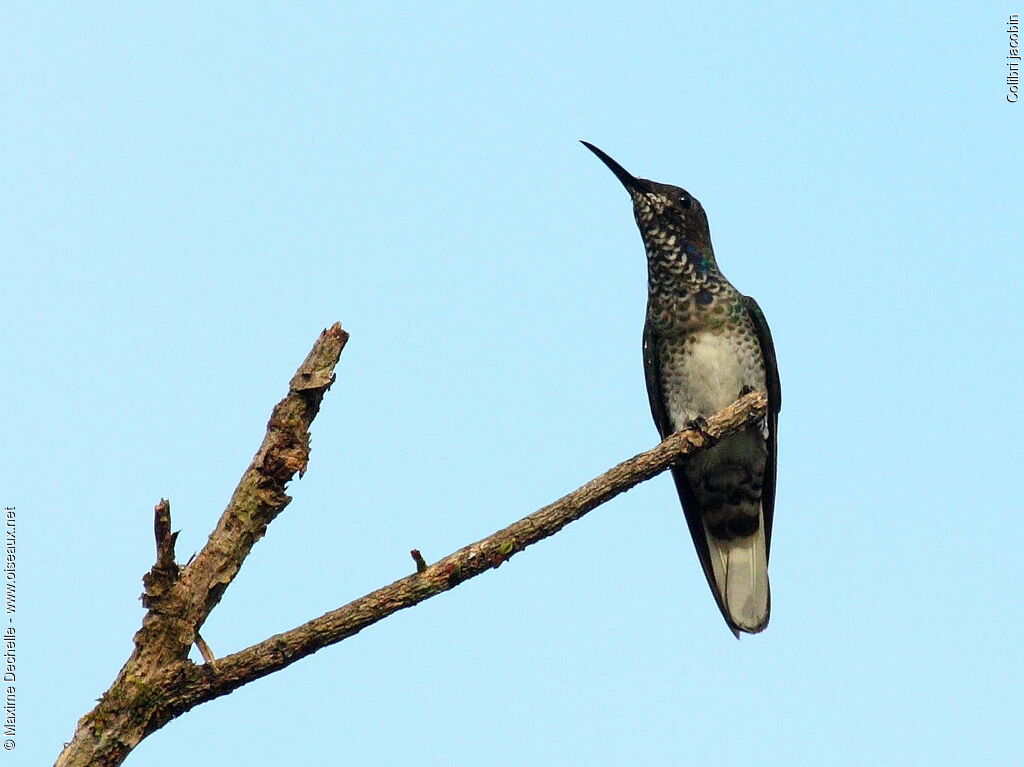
[581,141,710,249]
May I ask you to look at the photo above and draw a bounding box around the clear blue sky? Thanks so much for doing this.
[5,3,1021,765]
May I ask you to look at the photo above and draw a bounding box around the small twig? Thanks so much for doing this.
[194,634,219,672]
[141,500,179,608]
[152,499,177,570]
[410,549,428,574]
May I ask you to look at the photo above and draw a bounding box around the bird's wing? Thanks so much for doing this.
[641,318,675,441]
[742,294,781,554]
[643,319,736,633]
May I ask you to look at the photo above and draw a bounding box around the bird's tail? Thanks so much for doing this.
[704,508,770,634]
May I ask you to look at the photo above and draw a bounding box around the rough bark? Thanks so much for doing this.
[55,322,768,767]
[56,323,349,767]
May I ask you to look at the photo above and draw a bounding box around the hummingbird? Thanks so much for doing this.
[582,141,781,636]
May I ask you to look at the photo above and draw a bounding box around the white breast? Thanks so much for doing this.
[665,331,752,426]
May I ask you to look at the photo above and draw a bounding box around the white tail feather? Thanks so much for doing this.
[704,508,770,633]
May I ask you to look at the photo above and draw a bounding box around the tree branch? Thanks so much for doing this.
[56,322,768,767]
[155,388,768,720]
[56,323,349,767]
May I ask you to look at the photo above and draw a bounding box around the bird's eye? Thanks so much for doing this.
[679,195,692,209]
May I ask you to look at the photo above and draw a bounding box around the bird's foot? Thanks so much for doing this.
[738,385,755,398]
[687,415,709,432]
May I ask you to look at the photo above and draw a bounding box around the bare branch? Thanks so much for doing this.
[56,323,349,767]
[174,322,349,637]
[149,392,768,731]
[56,321,768,767]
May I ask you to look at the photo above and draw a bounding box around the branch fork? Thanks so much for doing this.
[56,322,768,767]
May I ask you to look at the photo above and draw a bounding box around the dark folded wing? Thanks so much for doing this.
[643,319,736,633]
[742,294,781,555]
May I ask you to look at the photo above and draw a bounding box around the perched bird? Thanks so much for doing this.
[582,141,781,636]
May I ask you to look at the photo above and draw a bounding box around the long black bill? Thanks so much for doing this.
[580,141,652,194]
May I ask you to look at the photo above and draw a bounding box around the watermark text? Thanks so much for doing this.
[2,507,14,752]
[1009,14,1021,102]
